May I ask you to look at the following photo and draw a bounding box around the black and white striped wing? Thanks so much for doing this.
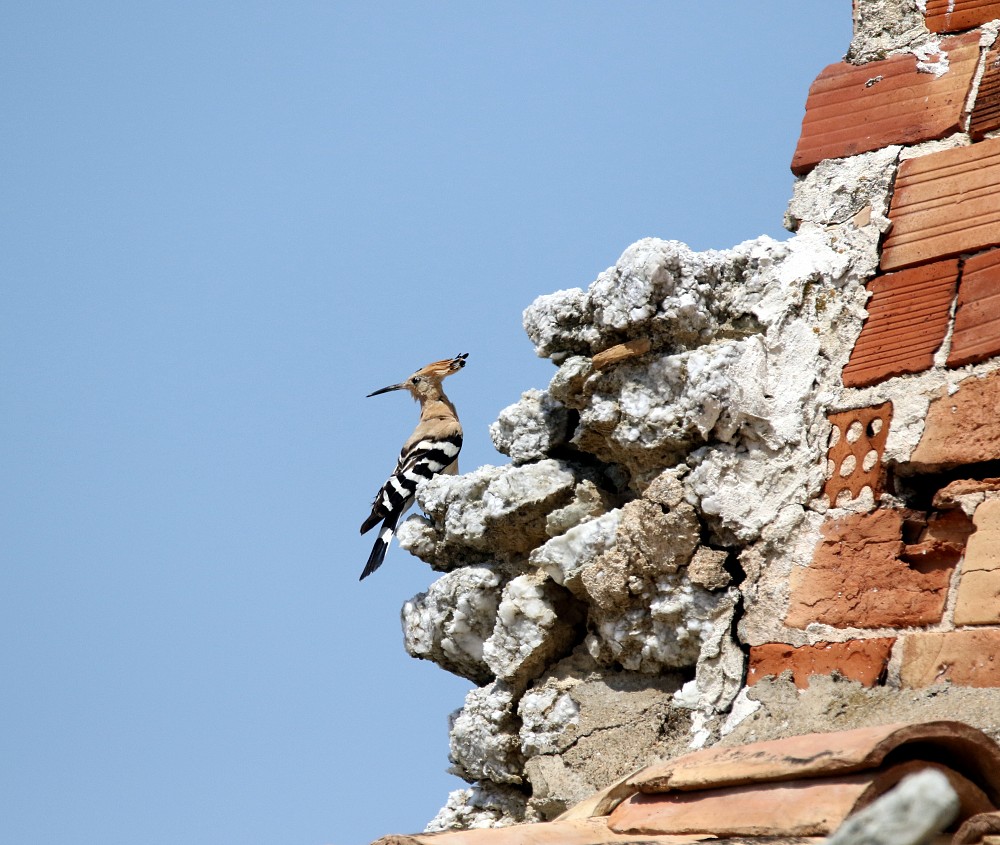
[358,432,462,579]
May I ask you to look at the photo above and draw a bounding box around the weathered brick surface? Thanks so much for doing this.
[909,370,1000,469]
[841,260,959,387]
[955,498,1000,625]
[900,629,1000,687]
[791,34,979,175]
[925,0,1000,33]
[948,249,1000,367]
[786,510,954,630]
[824,404,892,506]
[970,45,1000,140]
[747,639,894,689]
[881,139,1000,271]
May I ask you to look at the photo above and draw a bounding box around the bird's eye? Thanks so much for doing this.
[411,377,421,384]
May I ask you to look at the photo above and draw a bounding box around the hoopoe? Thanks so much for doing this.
[359,353,468,580]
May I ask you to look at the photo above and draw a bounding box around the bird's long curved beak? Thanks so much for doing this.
[367,383,405,398]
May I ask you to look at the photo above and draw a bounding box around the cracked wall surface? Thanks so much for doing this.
[381,1,1000,834]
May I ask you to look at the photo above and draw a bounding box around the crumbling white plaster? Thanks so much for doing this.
[424,785,530,832]
[401,565,503,684]
[448,682,524,785]
[482,572,579,687]
[490,389,570,465]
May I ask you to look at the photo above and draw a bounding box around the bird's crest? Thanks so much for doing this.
[367,353,468,399]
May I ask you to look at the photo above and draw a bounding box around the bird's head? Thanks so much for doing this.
[367,353,468,401]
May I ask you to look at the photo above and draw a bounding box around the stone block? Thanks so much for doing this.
[841,261,959,387]
[881,138,1000,271]
[900,629,1000,687]
[791,34,979,175]
[948,248,1000,368]
[955,498,1000,625]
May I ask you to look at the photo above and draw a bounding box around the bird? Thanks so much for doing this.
[359,353,468,580]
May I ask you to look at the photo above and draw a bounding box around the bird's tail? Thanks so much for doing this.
[359,511,401,580]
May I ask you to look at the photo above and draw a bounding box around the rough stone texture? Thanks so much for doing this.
[841,260,960,387]
[686,547,731,591]
[792,34,980,175]
[490,390,571,466]
[424,785,530,833]
[848,0,936,64]
[482,572,582,688]
[786,510,954,629]
[954,498,1000,625]
[881,139,1000,272]
[824,403,892,506]
[909,370,1000,469]
[517,651,688,820]
[971,43,1000,139]
[948,248,1000,368]
[530,509,621,598]
[825,769,959,845]
[448,682,525,785]
[402,565,503,684]
[747,639,895,689]
[925,0,1000,33]
[396,460,579,567]
[899,628,1000,687]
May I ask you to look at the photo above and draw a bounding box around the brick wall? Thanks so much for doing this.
[752,7,1000,692]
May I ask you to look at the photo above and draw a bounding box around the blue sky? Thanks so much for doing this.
[2,4,851,844]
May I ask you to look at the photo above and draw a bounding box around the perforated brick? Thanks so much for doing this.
[824,403,892,507]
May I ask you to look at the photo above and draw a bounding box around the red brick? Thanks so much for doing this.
[786,509,954,630]
[900,628,1000,687]
[841,260,960,387]
[948,249,1000,367]
[881,139,1000,271]
[910,369,1000,469]
[747,639,894,689]
[791,34,979,175]
[926,0,1000,32]
[971,45,1000,139]
[824,403,892,506]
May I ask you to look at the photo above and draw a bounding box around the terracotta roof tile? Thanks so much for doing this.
[609,762,992,838]
[948,249,1000,368]
[625,721,1000,799]
[925,0,1000,32]
[791,34,979,175]
[841,260,960,387]
[881,139,1000,272]
[970,45,1000,139]
[372,819,713,844]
